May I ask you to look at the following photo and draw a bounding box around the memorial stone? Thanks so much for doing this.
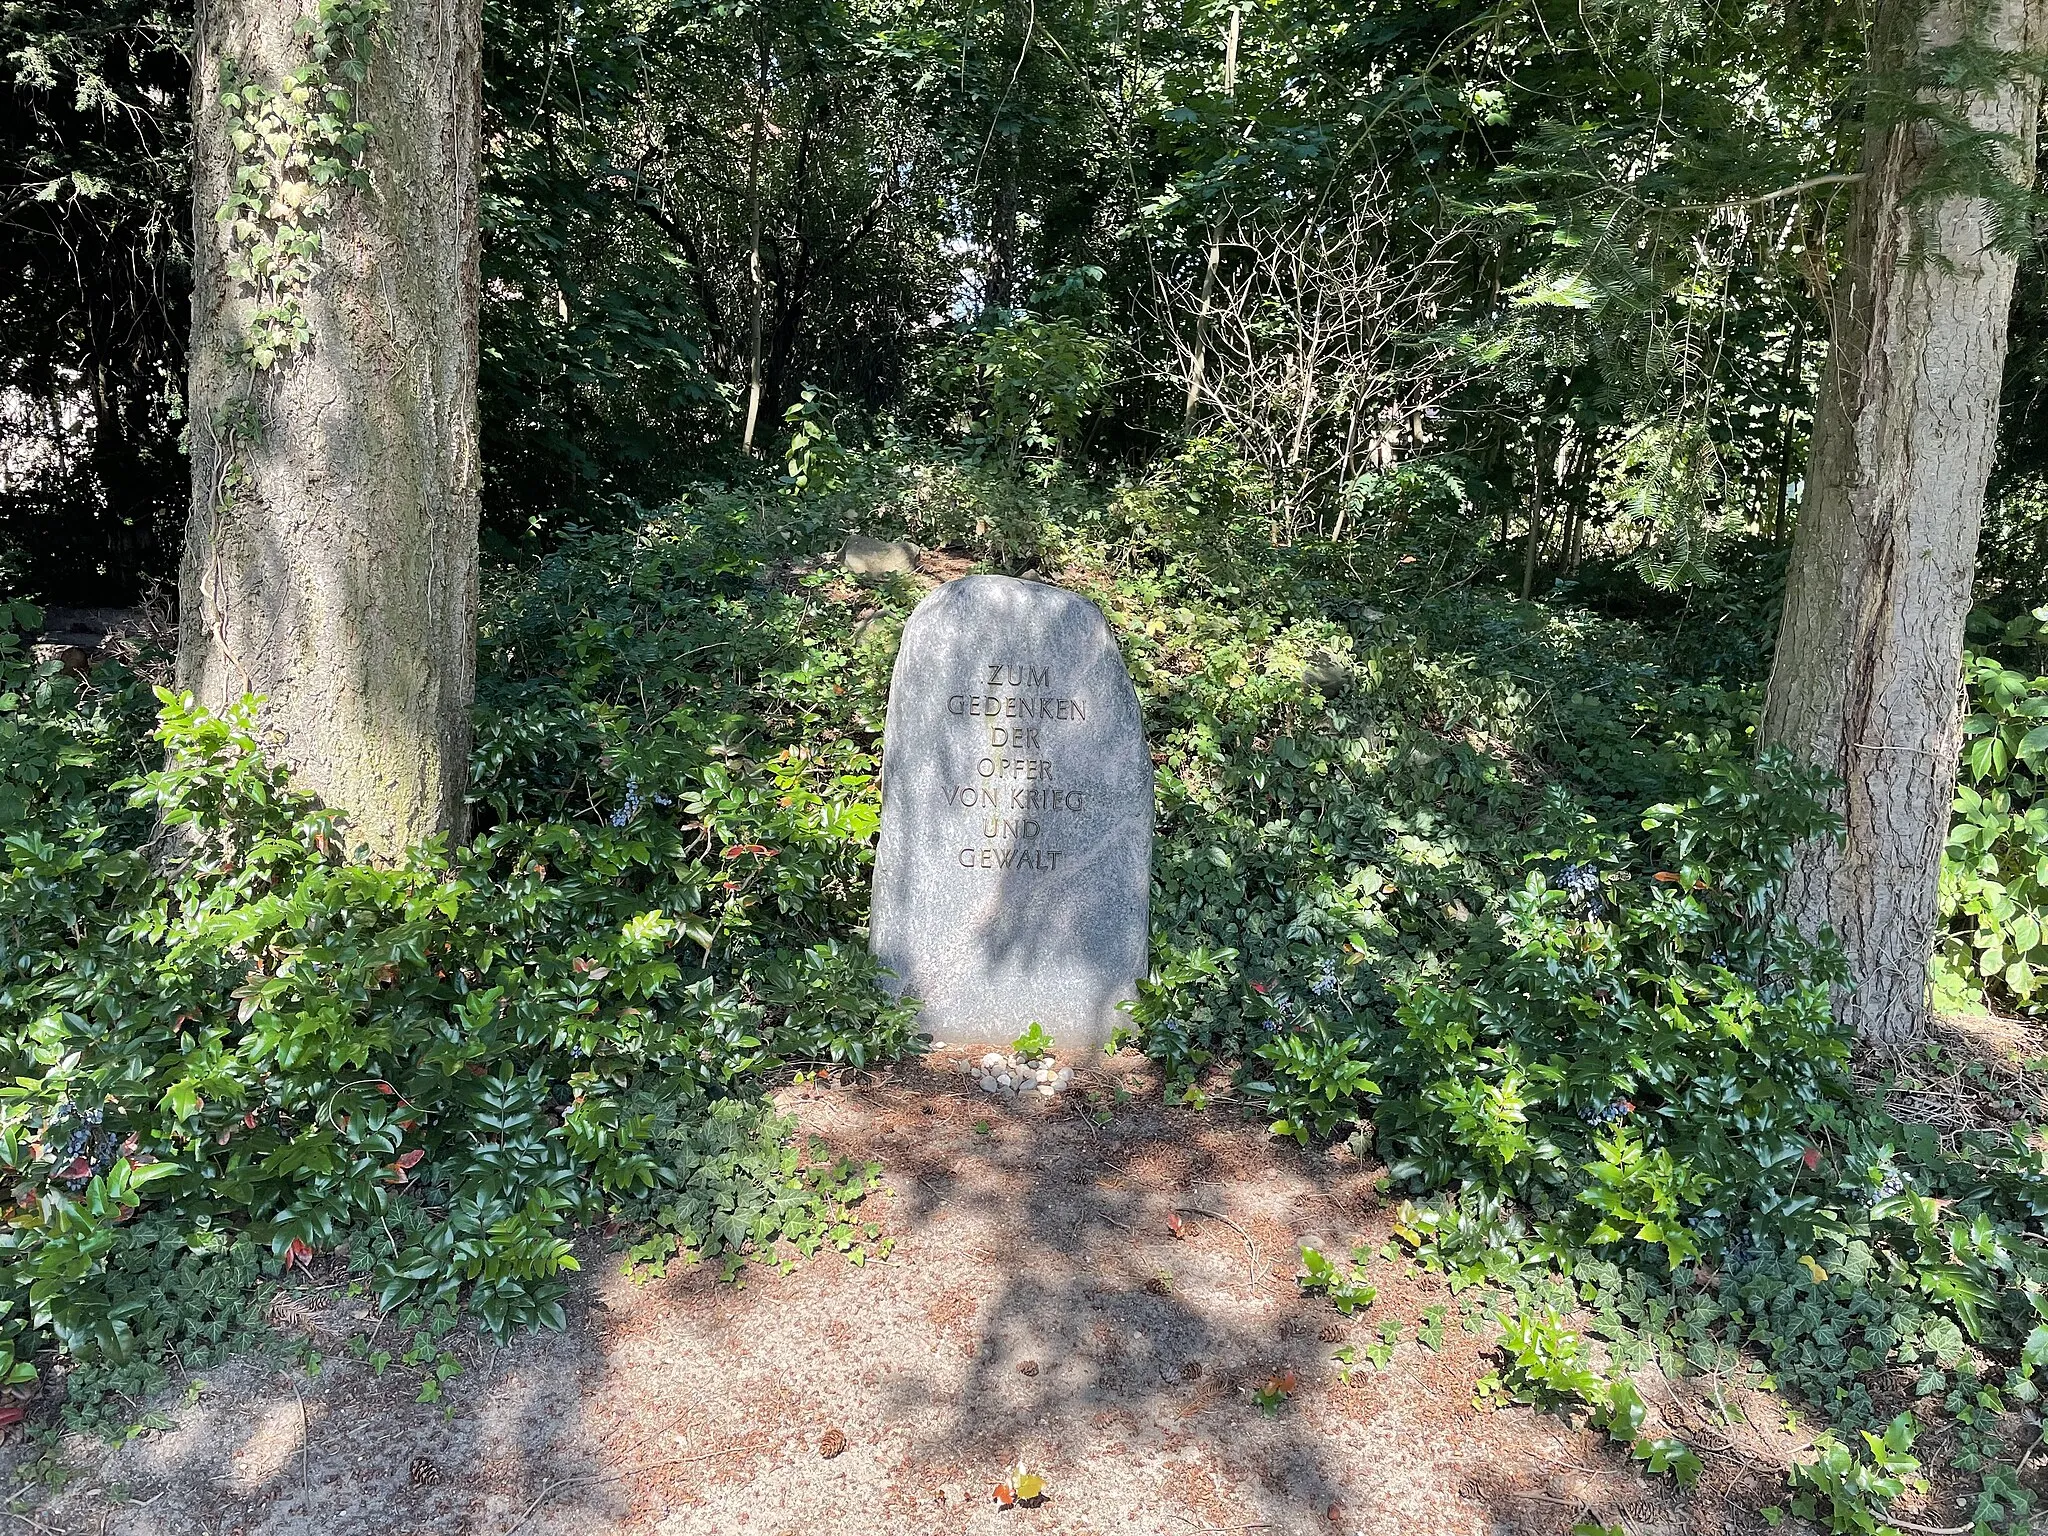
[870,575,1152,1050]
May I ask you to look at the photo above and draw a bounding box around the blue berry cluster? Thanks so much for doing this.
[1871,1166,1910,1203]
[45,1100,118,1187]
[1555,861,1605,915]
[610,776,645,827]
[1309,955,1341,998]
[1579,1096,1633,1125]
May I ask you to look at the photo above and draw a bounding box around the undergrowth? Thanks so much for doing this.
[4,444,2046,1533]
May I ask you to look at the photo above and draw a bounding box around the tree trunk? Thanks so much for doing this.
[1520,431,1545,599]
[1761,0,2044,1042]
[180,0,482,862]
[740,40,771,453]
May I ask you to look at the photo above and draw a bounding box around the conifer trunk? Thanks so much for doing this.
[1761,0,2045,1041]
[179,0,483,860]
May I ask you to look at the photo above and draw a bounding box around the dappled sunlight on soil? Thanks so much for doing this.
[13,1055,1790,1536]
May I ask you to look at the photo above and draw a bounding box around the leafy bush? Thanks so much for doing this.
[0,501,920,1391]
[1938,632,2048,1016]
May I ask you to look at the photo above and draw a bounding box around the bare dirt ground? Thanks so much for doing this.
[2,1052,1946,1536]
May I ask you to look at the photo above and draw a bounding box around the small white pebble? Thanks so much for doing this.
[1037,1083,1056,1097]
[1055,1067,1073,1087]
[997,1074,1014,1089]
[981,1051,1001,1070]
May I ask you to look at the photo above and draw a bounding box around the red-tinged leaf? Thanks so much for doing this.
[992,1483,1016,1507]
[396,1148,424,1170]
[284,1238,314,1272]
[1166,1211,1187,1239]
[1653,871,1680,883]
[1271,1367,1299,1395]
[376,1081,395,1095]
[1801,1145,1821,1171]
[243,1113,258,1128]
[0,1404,25,1428]
[57,1157,90,1181]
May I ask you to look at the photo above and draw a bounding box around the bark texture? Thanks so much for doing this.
[180,0,482,859]
[1762,0,2045,1041]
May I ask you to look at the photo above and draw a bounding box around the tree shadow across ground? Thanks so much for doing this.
[13,1053,1780,1536]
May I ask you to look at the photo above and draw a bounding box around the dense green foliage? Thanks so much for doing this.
[9,0,2048,1525]
[0,501,917,1406]
[1939,627,2048,1020]
[0,0,1931,595]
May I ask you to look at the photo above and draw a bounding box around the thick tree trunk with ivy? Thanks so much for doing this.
[1762,0,2045,1042]
[178,0,482,859]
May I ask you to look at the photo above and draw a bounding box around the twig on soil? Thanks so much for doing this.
[497,1443,739,1536]
[1175,1206,1259,1286]
[1881,1517,1976,1536]
[2017,1428,2045,1475]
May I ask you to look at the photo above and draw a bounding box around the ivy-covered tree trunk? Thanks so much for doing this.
[1762,0,2045,1042]
[178,0,482,859]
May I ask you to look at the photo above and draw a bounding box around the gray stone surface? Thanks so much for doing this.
[838,534,921,576]
[870,575,1152,1049]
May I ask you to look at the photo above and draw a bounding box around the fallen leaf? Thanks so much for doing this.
[1801,1145,1821,1171]
[1166,1211,1186,1239]
[1013,1471,1046,1502]
[992,1483,1015,1507]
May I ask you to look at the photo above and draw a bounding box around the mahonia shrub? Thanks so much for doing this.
[1938,623,2048,1018]
[0,499,919,1389]
[1375,753,1850,1260]
[1220,752,1853,1266]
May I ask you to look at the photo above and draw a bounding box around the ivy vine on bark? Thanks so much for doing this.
[215,0,386,373]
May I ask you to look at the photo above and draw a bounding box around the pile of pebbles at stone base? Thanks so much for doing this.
[959,1051,1074,1098]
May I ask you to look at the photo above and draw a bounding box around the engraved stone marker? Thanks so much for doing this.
[870,575,1152,1049]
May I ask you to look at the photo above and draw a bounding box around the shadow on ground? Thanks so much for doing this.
[9,1053,1788,1536]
